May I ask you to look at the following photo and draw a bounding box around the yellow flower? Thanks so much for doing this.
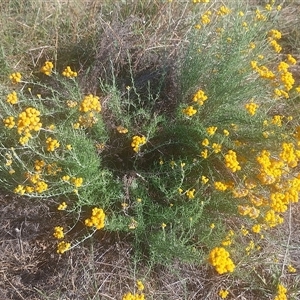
[219,289,229,299]
[57,241,71,254]
[7,91,18,104]
[53,226,64,239]
[192,89,208,105]
[186,188,196,199]
[40,61,54,76]
[252,224,261,233]
[3,116,15,129]
[210,223,215,229]
[202,138,209,146]
[182,106,197,117]
[9,72,22,84]
[131,135,146,152]
[287,264,296,273]
[117,125,129,134]
[79,94,101,113]
[206,126,217,136]
[245,102,259,116]
[58,202,67,210]
[136,280,144,291]
[209,247,235,274]
[224,150,241,172]
[212,143,222,153]
[46,137,60,151]
[201,175,209,184]
[62,66,77,78]
[85,207,106,230]
[223,129,229,136]
[161,223,167,229]
[71,177,83,188]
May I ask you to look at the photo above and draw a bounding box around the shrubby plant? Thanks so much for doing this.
[1,1,300,299]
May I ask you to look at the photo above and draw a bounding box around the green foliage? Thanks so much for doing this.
[1,2,300,298]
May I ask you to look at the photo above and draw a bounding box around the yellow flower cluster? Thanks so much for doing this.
[201,11,211,25]
[182,105,197,117]
[214,181,228,191]
[131,135,146,152]
[218,289,229,299]
[245,102,259,116]
[7,91,18,104]
[85,207,106,230]
[224,150,241,172]
[217,5,231,16]
[264,209,284,227]
[79,94,101,113]
[34,159,46,172]
[46,137,60,151]
[206,126,217,136]
[62,66,77,78]
[58,202,67,210]
[255,9,267,21]
[71,177,83,188]
[192,89,208,105]
[9,72,22,84]
[53,226,64,239]
[186,188,196,199]
[280,142,298,168]
[208,247,235,274]
[122,292,145,300]
[256,150,283,185]
[57,241,71,254]
[75,94,101,128]
[274,283,287,300]
[117,125,128,134]
[17,107,42,145]
[40,61,54,76]
[3,116,15,129]
[251,61,275,79]
[238,205,260,219]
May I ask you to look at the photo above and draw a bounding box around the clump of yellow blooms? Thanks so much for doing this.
[201,10,212,25]
[71,177,83,188]
[217,5,231,16]
[214,181,228,191]
[224,150,241,172]
[218,289,229,299]
[58,202,67,210]
[192,89,208,105]
[9,72,22,84]
[6,91,18,104]
[122,292,145,300]
[79,94,101,113]
[117,125,129,133]
[57,241,71,254]
[186,188,196,199]
[131,135,146,152]
[274,283,287,300]
[62,66,78,78]
[209,247,235,274]
[206,126,217,136]
[85,207,106,230]
[40,61,54,75]
[245,102,259,116]
[182,105,197,117]
[3,116,15,129]
[17,107,42,145]
[46,137,60,151]
[53,226,64,239]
